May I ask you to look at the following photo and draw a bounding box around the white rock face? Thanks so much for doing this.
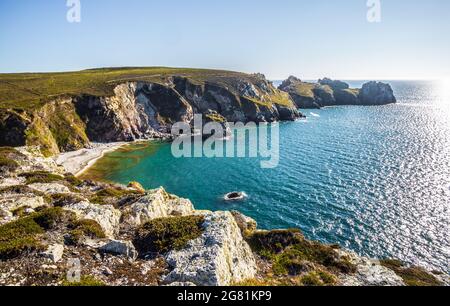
[64,202,121,238]
[123,187,194,226]
[338,250,405,286]
[15,147,63,174]
[28,183,71,195]
[0,177,26,188]
[231,211,257,234]
[99,240,138,261]
[164,211,257,286]
[41,244,65,263]
[0,195,47,224]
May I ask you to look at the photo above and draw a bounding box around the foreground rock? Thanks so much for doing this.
[0,147,446,287]
[122,187,195,226]
[278,76,396,109]
[99,240,138,261]
[65,202,121,238]
[164,211,257,286]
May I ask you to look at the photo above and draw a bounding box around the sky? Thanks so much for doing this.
[0,0,449,80]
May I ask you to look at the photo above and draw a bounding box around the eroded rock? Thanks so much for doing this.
[122,187,194,226]
[64,202,121,238]
[164,211,257,286]
[337,250,405,286]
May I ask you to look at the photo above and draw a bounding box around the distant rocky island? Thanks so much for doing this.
[278,76,396,109]
[1,68,447,287]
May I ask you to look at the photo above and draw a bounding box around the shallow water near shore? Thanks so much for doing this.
[82,81,450,272]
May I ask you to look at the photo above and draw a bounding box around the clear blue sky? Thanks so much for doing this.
[1,0,449,80]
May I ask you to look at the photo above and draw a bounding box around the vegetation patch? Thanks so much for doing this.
[51,193,84,207]
[19,171,65,184]
[0,217,44,260]
[90,186,141,205]
[66,219,105,245]
[300,270,337,286]
[0,147,23,172]
[61,275,106,287]
[247,229,356,276]
[134,216,205,255]
[380,259,442,286]
[31,207,76,231]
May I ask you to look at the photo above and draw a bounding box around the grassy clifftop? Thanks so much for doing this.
[0,67,277,110]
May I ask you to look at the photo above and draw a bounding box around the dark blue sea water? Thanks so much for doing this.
[85,80,450,272]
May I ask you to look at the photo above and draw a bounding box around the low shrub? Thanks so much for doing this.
[67,219,105,245]
[61,276,106,287]
[380,259,442,286]
[0,217,44,259]
[19,171,65,184]
[134,216,205,254]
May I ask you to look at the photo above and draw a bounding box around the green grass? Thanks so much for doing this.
[134,216,205,254]
[0,67,276,111]
[380,259,443,286]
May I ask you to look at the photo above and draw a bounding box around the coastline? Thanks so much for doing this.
[54,142,127,177]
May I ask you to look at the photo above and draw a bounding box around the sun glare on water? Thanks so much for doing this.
[438,78,450,102]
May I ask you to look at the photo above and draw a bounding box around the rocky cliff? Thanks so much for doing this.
[0,147,447,286]
[0,69,300,157]
[278,76,396,109]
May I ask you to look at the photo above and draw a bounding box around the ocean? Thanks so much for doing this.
[82,80,450,272]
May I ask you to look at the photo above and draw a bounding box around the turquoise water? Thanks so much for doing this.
[88,81,450,272]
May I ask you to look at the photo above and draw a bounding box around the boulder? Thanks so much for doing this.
[99,239,138,261]
[41,244,65,263]
[122,187,194,226]
[64,201,121,238]
[164,211,257,286]
[359,81,396,105]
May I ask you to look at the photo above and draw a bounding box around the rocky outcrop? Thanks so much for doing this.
[279,76,396,109]
[337,250,405,286]
[64,202,121,238]
[122,187,195,227]
[0,72,301,157]
[164,211,257,286]
[359,81,397,105]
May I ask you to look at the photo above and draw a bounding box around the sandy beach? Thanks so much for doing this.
[54,142,127,176]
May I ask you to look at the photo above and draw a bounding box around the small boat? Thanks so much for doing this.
[224,191,247,201]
